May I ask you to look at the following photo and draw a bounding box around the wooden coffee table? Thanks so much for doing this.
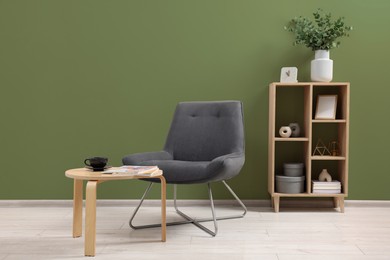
[65,168,166,257]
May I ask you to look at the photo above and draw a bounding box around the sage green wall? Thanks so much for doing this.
[1,0,389,200]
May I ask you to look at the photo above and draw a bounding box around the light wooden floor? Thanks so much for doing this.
[0,204,390,259]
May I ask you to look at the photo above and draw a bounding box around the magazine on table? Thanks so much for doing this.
[103,166,161,176]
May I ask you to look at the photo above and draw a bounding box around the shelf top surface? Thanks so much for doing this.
[270,82,350,88]
[271,82,349,86]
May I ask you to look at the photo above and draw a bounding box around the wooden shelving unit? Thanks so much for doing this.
[268,82,350,212]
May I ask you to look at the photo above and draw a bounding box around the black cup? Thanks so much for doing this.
[84,157,108,171]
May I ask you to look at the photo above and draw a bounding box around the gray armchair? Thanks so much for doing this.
[122,101,246,236]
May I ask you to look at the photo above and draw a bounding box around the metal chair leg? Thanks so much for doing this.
[129,182,154,229]
[129,182,192,230]
[129,180,247,236]
[173,181,247,223]
[221,180,247,219]
[174,183,218,236]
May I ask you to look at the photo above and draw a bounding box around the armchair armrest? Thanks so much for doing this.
[206,152,245,182]
[122,151,173,165]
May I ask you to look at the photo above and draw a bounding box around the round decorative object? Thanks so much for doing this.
[289,122,301,137]
[279,126,292,138]
[319,169,332,182]
[311,50,333,82]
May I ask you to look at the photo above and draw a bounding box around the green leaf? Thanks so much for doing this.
[285,8,352,50]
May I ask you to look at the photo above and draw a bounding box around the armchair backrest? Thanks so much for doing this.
[164,101,244,161]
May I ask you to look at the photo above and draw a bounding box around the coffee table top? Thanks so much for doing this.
[65,168,163,181]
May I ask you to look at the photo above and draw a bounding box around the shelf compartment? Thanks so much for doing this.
[274,86,306,138]
[311,160,347,195]
[275,137,309,142]
[275,142,306,174]
[312,84,349,120]
[312,123,346,157]
[273,142,308,194]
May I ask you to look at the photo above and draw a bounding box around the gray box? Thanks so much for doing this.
[283,163,304,177]
[275,175,305,193]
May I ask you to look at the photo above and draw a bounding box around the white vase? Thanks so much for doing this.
[311,50,333,82]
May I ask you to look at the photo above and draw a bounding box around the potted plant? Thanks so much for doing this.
[285,9,352,82]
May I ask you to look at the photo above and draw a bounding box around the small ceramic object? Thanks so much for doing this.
[289,122,301,137]
[279,126,292,138]
[319,169,332,182]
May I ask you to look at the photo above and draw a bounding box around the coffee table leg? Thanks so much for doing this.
[160,176,166,242]
[85,181,98,257]
[73,179,83,238]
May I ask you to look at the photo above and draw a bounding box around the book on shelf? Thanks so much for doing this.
[103,166,161,176]
[312,180,341,193]
[312,189,341,194]
[312,180,341,185]
[312,184,341,188]
[312,186,341,189]
[312,181,341,188]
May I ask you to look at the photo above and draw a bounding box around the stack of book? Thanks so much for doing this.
[312,180,341,194]
[103,166,161,176]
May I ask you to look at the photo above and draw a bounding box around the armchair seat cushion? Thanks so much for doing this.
[137,160,210,184]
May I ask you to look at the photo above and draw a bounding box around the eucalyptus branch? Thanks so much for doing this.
[285,9,352,51]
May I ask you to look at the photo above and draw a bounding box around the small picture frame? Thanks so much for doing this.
[315,95,338,119]
[280,67,298,83]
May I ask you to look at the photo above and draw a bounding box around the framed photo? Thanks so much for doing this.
[280,67,298,83]
[315,95,338,119]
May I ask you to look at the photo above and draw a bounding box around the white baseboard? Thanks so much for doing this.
[0,199,389,208]
[0,200,266,207]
